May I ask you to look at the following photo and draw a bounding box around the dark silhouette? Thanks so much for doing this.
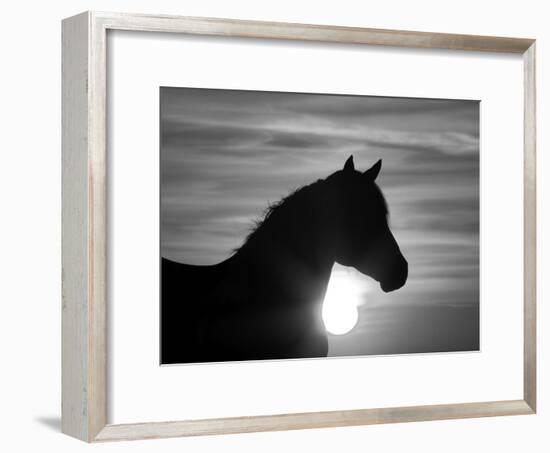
[161,157,408,364]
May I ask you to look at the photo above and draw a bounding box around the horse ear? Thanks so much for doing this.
[343,155,355,173]
[364,159,382,181]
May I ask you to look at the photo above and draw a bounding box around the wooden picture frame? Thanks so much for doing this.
[62,11,536,442]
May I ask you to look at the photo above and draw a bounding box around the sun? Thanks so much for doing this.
[321,266,366,335]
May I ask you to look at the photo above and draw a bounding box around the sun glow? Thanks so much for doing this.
[322,266,367,335]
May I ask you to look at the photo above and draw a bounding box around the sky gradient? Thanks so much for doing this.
[160,87,480,356]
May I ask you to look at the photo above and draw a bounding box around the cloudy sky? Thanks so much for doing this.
[160,87,479,356]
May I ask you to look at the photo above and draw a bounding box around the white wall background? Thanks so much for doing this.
[0,1,547,451]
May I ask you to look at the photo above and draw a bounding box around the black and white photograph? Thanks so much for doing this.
[160,87,480,365]
[1,1,543,450]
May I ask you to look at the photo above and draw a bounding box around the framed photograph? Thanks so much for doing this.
[62,11,536,442]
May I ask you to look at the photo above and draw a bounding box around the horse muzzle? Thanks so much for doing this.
[380,257,408,293]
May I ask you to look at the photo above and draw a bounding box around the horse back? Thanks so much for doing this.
[161,256,236,363]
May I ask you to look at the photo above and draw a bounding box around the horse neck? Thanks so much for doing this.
[240,185,335,274]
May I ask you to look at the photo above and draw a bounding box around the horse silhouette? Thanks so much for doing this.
[161,157,408,364]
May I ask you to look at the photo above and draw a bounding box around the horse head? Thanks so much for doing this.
[325,156,408,292]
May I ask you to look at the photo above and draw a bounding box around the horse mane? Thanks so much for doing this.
[236,178,325,251]
[234,170,389,254]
